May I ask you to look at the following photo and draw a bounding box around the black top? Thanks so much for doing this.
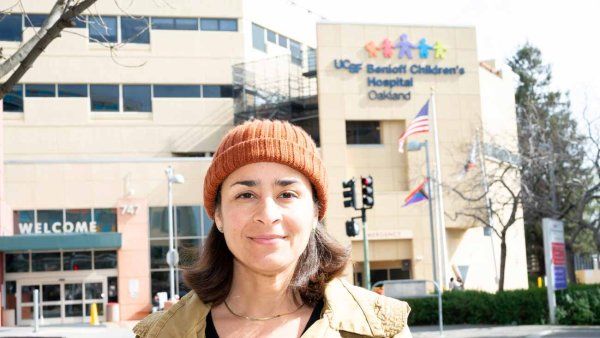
[206,299,325,338]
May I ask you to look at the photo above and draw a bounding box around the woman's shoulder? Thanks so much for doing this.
[324,278,411,337]
[133,291,210,338]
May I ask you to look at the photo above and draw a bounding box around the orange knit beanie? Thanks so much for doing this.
[204,119,327,221]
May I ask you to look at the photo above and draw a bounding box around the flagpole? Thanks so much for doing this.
[424,141,439,287]
[430,88,449,289]
[476,128,499,286]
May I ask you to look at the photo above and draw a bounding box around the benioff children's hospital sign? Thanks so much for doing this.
[333,34,465,101]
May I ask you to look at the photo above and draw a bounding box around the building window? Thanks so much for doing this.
[94,250,117,269]
[24,14,47,27]
[58,84,88,97]
[149,205,208,298]
[93,208,117,232]
[278,35,288,48]
[32,252,61,272]
[290,39,303,66]
[37,209,64,226]
[123,85,152,112]
[252,23,266,52]
[0,14,22,41]
[203,85,233,98]
[200,18,237,31]
[346,121,382,145]
[63,251,92,271]
[120,17,150,44]
[90,85,119,112]
[3,84,24,112]
[266,29,276,43]
[151,17,198,30]
[66,209,92,226]
[25,84,56,97]
[88,16,118,43]
[5,253,30,273]
[153,85,201,98]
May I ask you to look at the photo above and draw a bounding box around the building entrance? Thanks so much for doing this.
[16,278,106,325]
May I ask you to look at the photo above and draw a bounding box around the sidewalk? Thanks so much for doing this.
[412,324,600,338]
[0,322,137,338]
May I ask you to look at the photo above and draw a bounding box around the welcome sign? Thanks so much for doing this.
[17,221,99,235]
[332,34,465,101]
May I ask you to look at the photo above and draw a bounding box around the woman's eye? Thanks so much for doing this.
[236,192,254,199]
[279,191,298,199]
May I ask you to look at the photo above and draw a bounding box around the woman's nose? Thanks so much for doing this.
[253,197,282,225]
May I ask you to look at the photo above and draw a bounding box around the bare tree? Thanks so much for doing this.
[0,0,99,99]
[448,153,523,291]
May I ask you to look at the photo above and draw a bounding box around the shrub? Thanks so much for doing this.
[404,283,600,326]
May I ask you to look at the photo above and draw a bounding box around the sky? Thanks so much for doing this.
[293,0,600,128]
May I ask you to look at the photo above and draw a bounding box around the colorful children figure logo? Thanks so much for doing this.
[364,35,446,60]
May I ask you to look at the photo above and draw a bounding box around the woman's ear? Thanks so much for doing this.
[215,208,223,233]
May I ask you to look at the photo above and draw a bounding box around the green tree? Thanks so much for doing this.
[507,43,598,281]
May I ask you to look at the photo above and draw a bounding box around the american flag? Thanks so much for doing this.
[398,100,430,152]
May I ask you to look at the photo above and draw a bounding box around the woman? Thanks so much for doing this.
[134,120,411,337]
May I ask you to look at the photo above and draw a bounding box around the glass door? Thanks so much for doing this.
[17,282,62,325]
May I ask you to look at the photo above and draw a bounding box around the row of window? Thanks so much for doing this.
[3,84,234,113]
[346,121,382,145]
[251,23,305,66]
[149,205,210,297]
[13,209,117,233]
[0,14,238,43]
[4,250,117,273]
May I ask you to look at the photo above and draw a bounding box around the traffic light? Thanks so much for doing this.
[342,178,356,209]
[345,220,359,237]
[361,175,374,208]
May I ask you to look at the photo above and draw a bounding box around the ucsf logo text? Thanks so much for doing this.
[334,59,362,73]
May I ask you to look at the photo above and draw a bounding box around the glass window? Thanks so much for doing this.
[71,15,87,28]
[31,252,61,272]
[200,18,219,31]
[85,282,103,299]
[201,207,212,237]
[66,209,92,224]
[121,17,150,44]
[267,30,276,43]
[13,210,35,235]
[346,121,382,145]
[123,85,152,112]
[150,271,169,298]
[152,17,198,30]
[65,283,83,300]
[88,16,117,43]
[108,277,118,302]
[63,251,92,271]
[153,85,201,98]
[149,207,169,238]
[150,240,168,269]
[252,23,266,52]
[58,84,88,97]
[21,285,38,303]
[290,39,303,66]
[43,305,61,318]
[37,210,64,229]
[42,284,61,301]
[177,270,189,298]
[66,304,83,317]
[5,253,29,273]
[94,250,117,269]
[25,84,56,97]
[202,85,221,98]
[220,85,233,98]
[24,14,47,28]
[85,303,104,316]
[278,35,288,48]
[94,208,117,232]
[0,14,22,41]
[90,85,119,112]
[176,206,201,237]
[178,238,200,267]
[219,19,237,31]
[390,268,410,280]
[5,281,17,310]
[3,84,24,112]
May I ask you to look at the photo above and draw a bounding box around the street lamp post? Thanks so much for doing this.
[165,166,185,300]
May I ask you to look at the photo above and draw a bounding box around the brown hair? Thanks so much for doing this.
[183,204,349,306]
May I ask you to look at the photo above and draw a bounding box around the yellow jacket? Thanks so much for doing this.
[133,278,412,337]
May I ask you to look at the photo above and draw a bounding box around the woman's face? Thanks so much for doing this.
[215,162,317,276]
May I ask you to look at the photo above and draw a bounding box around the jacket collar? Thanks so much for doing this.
[322,278,406,337]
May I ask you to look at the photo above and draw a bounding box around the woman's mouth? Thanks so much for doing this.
[249,234,286,245]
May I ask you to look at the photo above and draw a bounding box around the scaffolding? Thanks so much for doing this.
[232,52,320,145]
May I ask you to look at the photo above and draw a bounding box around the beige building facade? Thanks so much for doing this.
[1,0,527,326]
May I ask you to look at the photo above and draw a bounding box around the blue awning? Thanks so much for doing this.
[0,233,122,252]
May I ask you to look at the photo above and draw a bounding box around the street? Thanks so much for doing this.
[412,325,600,338]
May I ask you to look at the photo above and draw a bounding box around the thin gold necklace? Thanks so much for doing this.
[223,300,304,321]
